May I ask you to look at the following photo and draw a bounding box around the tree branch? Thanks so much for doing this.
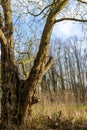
[19,58,34,78]
[0,29,7,45]
[26,4,52,17]
[54,18,87,23]
[77,0,87,4]
[50,0,69,18]
[44,56,53,74]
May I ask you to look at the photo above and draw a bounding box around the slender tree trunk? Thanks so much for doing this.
[58,48,65,91]
[51,65,57,93]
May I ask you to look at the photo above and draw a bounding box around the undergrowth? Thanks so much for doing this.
[30,92,87,130]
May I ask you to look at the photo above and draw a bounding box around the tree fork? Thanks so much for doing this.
[0,0,70,129]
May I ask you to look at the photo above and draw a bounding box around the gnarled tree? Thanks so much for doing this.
[0,0,87,129]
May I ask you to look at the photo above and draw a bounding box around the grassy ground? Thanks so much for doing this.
[0,91,87,129]
[30,92,87,130]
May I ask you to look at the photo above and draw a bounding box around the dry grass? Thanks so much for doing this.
[32,92,87,120]
[30,91,87,130]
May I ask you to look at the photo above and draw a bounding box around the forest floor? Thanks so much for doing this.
[30,92,87,130]
[31,112,87,130]
[0,92,87,130]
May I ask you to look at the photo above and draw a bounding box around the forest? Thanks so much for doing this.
[0,0,87,130]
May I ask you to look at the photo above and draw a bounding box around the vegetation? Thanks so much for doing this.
[23,92,87,130]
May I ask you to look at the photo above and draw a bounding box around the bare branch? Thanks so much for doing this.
[77,0,87,4]
[54,18,87,23]
[19,58,34,78]
[26,4,52,17]
[44,57,53,74]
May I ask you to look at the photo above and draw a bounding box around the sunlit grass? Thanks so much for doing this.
[31,92,87,129]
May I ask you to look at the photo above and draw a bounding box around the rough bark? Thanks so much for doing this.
[0,0,21,128]
[0,0,70,129]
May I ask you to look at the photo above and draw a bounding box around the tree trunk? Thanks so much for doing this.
[0,0,69,129]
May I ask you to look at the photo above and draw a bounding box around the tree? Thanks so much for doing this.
[0,0,87,129]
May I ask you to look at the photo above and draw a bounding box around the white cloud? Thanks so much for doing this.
[53,21,82,40]
[58,22,72,35]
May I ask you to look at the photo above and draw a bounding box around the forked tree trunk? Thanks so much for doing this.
[0,0,69,129]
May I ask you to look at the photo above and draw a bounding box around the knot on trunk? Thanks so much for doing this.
[31,96,39,105]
